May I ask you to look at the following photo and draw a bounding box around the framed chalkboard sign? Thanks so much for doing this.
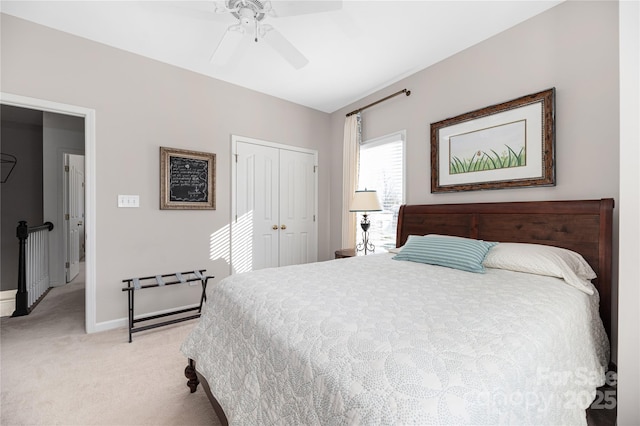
[160,147,216,210]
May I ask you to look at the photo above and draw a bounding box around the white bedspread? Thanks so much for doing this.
[181,253,609,425]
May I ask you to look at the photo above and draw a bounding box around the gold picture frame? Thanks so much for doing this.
[160,147,216,210]
[431,88,555,193]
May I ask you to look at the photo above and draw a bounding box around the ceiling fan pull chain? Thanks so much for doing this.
[254,14,258,42]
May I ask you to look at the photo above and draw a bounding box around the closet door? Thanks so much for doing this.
[233,138,317,273]
[235,141,280,271]
[279,149,317,267]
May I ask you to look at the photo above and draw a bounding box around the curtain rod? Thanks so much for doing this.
[346,88,411,117]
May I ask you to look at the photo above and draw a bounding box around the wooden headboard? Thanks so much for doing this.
[396,199,614,339]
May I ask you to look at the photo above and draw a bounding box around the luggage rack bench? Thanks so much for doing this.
[122,269,213,342]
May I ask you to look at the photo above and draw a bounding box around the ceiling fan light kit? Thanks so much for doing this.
[211,0,340,69]
[229,0,267,23]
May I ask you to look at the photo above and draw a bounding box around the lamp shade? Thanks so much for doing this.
[349,189,382,212]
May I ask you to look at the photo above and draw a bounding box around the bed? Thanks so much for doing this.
[181,198,614,425]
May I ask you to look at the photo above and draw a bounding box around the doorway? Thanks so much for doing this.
[1,92,97,333]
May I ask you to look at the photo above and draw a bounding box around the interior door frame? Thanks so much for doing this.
[1,92,97,333]
[231,134,318,274]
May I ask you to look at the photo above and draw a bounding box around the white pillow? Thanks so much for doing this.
[387,246,403,254]
[483,242,597,295]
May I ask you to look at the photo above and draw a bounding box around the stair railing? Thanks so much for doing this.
[12,221,54,317]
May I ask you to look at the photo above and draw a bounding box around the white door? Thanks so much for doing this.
[235,142,280,272]
[233,138,317,273]
[64,153,84,282]
[279,149,317,266]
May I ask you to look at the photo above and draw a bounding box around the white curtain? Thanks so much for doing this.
[341,113,361,249]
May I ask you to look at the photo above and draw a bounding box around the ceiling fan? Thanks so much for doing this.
[211,0,341,69]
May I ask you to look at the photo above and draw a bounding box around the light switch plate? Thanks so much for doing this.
[118,195,140,208]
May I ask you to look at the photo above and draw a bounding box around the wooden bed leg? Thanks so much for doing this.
[185,358,199,393]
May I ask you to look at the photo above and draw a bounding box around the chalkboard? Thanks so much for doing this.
[160,147,216,210]
[169,156,209,202]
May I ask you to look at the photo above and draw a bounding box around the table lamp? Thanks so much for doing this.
[349,189,382,255]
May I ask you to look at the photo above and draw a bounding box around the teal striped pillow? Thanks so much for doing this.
[393,235,497,273]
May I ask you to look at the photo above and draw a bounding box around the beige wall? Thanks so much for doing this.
[1,13,331,324]
[329,0,620,352]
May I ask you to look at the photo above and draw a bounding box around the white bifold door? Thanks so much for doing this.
[233,137,317,273]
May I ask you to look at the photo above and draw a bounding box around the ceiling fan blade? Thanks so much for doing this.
[262,26,309,69]
[210,24,244,65]
[269,0,342,17]
[225,36,252,64]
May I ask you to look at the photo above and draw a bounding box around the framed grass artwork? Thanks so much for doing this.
[431,88,555,193]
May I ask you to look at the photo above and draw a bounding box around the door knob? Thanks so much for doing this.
[272,225,278,230]
[280,224,287,230]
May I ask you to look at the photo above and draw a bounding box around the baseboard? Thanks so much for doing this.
[93,317,128,333]
[93,303,201,333]
[0,290,17,317]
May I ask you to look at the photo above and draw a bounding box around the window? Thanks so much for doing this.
[357,131,405,252]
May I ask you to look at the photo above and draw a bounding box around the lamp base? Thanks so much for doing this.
[355,237,375,255]
[356,214,375,255]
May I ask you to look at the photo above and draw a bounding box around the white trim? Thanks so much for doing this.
[0,92,97,333]
[93,317,128,333]
[231,134,318,156]
[0,290,17,317]
[617,0,640,422]
[360,129,406,147]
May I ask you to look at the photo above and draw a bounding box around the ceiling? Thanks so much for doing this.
[1,1,563,113]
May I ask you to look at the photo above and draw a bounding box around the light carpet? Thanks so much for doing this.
[0,270,221,426]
